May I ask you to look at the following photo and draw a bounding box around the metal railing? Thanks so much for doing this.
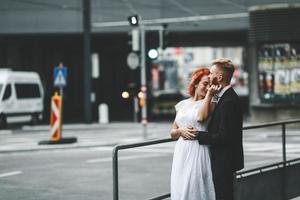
[112,119,300,200]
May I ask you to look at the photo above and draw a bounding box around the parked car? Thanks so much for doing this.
[150,90,185,119]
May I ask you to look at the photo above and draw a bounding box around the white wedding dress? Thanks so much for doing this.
[171,98,215,200]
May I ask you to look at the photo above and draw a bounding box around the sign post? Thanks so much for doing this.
[54,62,67,138]
[39,62,77,145]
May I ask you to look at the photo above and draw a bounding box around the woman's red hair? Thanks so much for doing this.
[187,67,210,96]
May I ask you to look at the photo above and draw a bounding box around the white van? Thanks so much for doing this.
[0,69,44,128]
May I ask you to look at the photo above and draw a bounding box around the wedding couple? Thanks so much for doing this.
[170,58,244,200]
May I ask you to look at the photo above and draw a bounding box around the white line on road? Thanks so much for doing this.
[86,153,169,164]
[124,149,174,153]
[0,171,22,178]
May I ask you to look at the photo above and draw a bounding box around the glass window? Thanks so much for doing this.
[2,84,11,101]
[15,83,41,99]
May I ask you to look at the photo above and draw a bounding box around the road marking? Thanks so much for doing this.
[90,146,174,153]
[124,148,174,153]
[90,147,113,151]
[86,153,169,164]
[0,171,22,178]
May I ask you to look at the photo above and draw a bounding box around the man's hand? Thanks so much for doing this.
[180,126,197,140]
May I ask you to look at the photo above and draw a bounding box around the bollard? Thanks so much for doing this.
[98,103,109,124]
[38,92,77,145]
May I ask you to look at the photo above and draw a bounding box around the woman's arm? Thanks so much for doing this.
[197,85,220,123]
[170,122,181,140]
[170,122,196,140]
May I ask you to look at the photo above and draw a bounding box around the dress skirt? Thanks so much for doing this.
[171,137,215,200]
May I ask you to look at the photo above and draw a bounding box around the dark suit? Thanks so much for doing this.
[195,87,244,200]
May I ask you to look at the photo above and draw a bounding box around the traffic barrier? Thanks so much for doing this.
[38,92,77,145]
[50,92,61,141]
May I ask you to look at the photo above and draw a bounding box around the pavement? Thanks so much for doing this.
[0,122,172,153]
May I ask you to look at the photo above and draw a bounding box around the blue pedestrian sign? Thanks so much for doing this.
[54,66,67,87]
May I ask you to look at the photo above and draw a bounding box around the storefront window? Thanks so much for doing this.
[258,43,300,104]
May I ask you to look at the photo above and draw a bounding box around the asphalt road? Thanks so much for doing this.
[0,145,174,200]
[0,124,300,200]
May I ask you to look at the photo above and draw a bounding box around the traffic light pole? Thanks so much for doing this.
[139,23,164,139]
[140,24,147,139]
[126,15,165,139]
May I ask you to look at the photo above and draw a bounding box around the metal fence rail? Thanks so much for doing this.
[112,119,300,200]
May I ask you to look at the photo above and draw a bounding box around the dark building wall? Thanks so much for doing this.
[0,34,85,122]
[0,33,136,123]
[92,33,139,121]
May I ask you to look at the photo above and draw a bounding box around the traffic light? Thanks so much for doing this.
[138,91,145,107]
[128,15,139,26]
[148,49,159,60]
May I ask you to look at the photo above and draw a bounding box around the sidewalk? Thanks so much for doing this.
[0,122,172,153]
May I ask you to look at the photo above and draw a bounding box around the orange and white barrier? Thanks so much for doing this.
[50,92,61,141]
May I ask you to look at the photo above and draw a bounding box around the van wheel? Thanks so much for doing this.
[31,114,39,125]
[0,114,7,129]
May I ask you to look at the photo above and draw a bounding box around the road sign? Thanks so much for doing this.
[127,52,139,70]
[54,66,67,87]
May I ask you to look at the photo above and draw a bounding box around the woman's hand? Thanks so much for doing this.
[180,126,197,140]
[207,84,222,97]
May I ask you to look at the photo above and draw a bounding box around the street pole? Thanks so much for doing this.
[159,28,163,50]
[133,97,138,123]
[83,0,92,123]
[59,86,63,138]
[57,62,64,139]
[140,23,148,139]
[128,15,164,139]
[138,21,164,139]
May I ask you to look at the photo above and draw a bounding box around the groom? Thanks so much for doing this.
[195,58,244,200]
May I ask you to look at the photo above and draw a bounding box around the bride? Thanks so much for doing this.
[170,67,220,200]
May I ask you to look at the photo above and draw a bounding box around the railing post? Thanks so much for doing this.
[113,146,119,200]
[282,123,286,200]
[282,123,286,164]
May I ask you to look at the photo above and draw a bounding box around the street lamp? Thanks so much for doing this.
[121,89,139,123]
[121,91,130,99]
